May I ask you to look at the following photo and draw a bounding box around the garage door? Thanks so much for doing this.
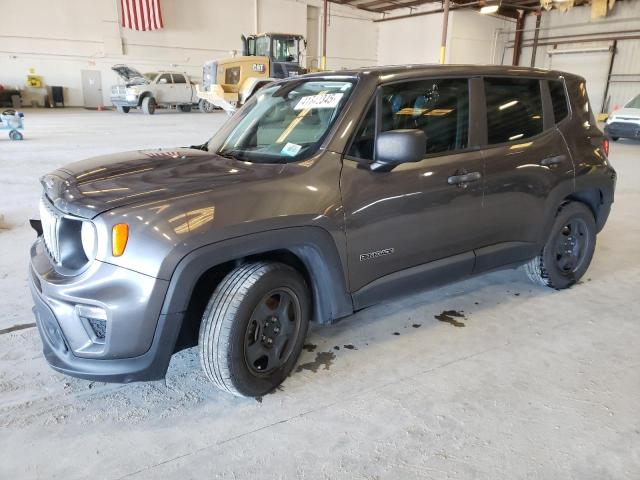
[549,46,612,114]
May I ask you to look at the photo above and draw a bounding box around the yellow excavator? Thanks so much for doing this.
[197,33,307,114]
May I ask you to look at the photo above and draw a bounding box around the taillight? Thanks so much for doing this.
[602,138,609,156]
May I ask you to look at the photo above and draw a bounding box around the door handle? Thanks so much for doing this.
[448,171,482,187]
[540,154,566,167]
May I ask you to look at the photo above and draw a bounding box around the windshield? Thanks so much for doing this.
[625,94,640,109]
[273,37,299,63]
[208,79,355,163]
[255,36,270,56]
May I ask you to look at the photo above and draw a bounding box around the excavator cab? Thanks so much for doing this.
[197,33,307,114]
[242,33,306,78]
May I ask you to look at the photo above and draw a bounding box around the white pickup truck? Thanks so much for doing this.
[110,65,200,114]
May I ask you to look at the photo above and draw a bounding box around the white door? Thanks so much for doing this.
[549,48,612,115]
[81,70,103,109]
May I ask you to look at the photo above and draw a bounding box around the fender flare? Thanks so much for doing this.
[137,91,152,106]
[159,226,353,325]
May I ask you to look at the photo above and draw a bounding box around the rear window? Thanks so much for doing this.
[549,80,569,123]
[485,77,543,144]
[172,74,186,84]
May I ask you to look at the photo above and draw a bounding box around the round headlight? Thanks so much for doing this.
[81,221,97,261]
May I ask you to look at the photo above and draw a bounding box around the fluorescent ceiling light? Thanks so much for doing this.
[480,5,500,14]
[499,100,518,110]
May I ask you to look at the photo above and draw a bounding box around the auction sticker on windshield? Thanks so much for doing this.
[281,142,302,156]
[295,93,344,110]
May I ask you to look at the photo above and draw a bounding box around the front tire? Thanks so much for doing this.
[178,104,192,112]
[142,96,156,115]
[611,136,619,141]
[116,105,130,113]
[522,202,596,289]
[199,262,310,397]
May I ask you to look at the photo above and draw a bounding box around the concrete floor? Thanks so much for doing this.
[0,108,638,479]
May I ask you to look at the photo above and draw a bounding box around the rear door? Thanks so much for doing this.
[341,76,484,294]
[171,73,192,103]
[477,76,574,270]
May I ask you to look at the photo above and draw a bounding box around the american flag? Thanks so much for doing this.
[121,0,164,31]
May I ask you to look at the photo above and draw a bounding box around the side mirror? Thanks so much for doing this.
[371,129,426,171]
[158,78,168,84]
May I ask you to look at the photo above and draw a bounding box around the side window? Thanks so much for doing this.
[381,78,469,155]
[348,102,376,160]
[172,74,186,84]
[485,77,543,144]
[157,73,173,84]
[549,79,569,123]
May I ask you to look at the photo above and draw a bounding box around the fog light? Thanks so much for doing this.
[76,305,108,341]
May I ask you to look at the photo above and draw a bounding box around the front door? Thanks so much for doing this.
[155,73,176,103]
[341,77,484,294]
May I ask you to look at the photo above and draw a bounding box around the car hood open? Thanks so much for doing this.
[112,64,149,84]
[41,148,286,218]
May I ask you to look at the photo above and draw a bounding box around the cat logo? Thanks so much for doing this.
[252,63,265,73]
[360,248,394,262]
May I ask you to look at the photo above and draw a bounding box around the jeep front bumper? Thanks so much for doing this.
[29,237,182,383]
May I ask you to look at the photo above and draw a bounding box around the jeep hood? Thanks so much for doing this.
[112,64,149,84]
[42,148,286,218]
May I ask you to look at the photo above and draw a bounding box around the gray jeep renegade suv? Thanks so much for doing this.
[29,65,616,397]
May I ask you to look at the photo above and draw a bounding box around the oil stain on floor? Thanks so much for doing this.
[296,351,336,373]
[302,343,317,352]
[0,323,36,336]
[435,310,466,327]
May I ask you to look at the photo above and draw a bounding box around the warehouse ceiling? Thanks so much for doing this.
[330,0,589,14]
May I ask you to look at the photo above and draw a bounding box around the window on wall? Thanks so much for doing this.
[485,77,543,144]
[549,80,569,123]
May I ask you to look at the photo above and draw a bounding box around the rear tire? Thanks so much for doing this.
[116,106,130,113]
[9,130,23,141]
[611,136,619,141]
[178,105,192,113]
[142,96,156,115]
[198,262,310,397]
[522,202,596,289]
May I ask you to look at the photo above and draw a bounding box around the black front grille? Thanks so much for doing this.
[83,317,107,340]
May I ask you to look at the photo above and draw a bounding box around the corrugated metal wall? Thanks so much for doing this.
[497,0,640,114]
